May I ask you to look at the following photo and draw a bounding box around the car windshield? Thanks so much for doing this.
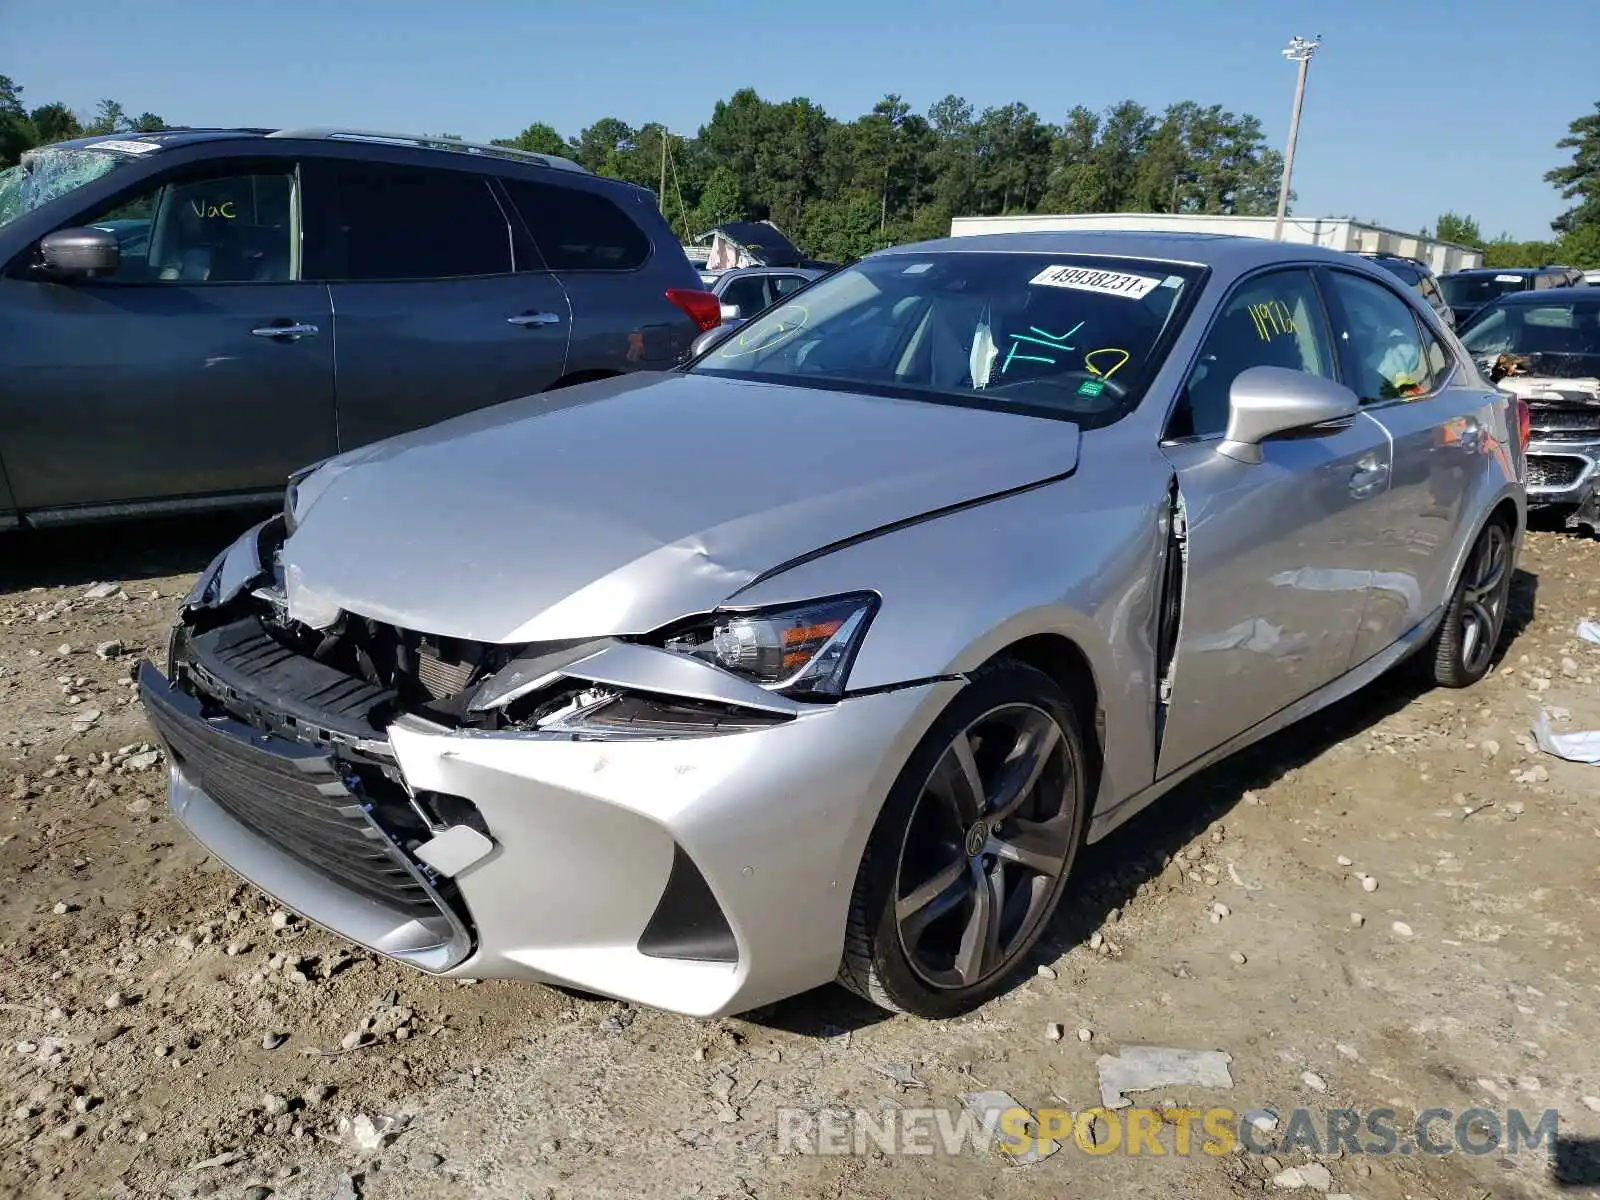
[0,144,145,231]
[1459,299,1600,359]
[1439,273,1530,307]
[689,251,1202,425]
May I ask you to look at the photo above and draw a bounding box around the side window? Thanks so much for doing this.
[772,274,809,297]
[1418,320,1453,389]
[499,177,650,271]
[1419,275,1443,309]
[77,169,294,284]
[1326,271,1433,404]
[301,161,512,281]
[1172,269,1335,439]
[719,275,770,317]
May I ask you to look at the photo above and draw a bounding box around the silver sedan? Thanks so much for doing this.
[141,232,1525,1019]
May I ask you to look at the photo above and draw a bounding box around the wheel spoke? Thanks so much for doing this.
[988,814,1073,878]
[1467,543,1506,601]
[954,863,1004,984]
[987,716,1062,820]
[928,734,987,827]
[896,857,968,941]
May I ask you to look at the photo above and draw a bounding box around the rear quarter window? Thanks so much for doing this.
[500,177,651,271]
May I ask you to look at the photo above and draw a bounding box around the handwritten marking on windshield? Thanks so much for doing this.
[1085,348,1130,380]
[1000,322,1085,375]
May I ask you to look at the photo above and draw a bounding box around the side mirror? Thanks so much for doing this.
[1218,366,1359,464]
[38,227,121,279]
[688,317,746,359]
[720,303,742,321]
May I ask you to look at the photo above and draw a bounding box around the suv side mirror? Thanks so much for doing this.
[38,227,121,280]
[720,302,741,321]
[1218,366,1360,464]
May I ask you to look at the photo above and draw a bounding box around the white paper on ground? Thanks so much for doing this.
[1577,619,1600,645]
[1533,711,1600,765]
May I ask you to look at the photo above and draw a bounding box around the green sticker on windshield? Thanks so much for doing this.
[1076,379,1105,397]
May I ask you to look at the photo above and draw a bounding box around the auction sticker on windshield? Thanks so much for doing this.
[93,140,162,156]
[1030,265,1161,300]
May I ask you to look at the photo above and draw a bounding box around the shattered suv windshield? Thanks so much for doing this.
[0,144,144,230]
[690,251,1203,426]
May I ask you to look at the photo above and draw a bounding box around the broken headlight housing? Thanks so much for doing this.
[661,593,878,701]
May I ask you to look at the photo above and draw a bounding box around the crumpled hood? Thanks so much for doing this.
[281,372,1079,643]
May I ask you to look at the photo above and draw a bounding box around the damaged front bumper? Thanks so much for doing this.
[142,522,957,1017]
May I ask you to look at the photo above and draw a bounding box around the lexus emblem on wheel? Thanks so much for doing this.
[965,822,989,858]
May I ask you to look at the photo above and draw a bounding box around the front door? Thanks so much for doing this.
[1320,268,1502,666]
[0,163,337,511]
[300,159,571,451]
[1157,267,1393,776]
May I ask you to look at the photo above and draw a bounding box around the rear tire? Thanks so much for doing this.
[838,660,1087,1018]
[1423,517,1513,689]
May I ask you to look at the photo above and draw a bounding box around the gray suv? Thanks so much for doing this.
[0,127,715,529]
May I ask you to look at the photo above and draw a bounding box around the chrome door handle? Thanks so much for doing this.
[251,323,319,340]
[1349,462,1390,498]
[507,312,562,327]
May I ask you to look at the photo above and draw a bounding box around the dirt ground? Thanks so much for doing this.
[1,513,1598,1200]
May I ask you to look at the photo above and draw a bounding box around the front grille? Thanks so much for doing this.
[1526,456,1587,491]
[1528,405,1600,443]
[143,674,440,918]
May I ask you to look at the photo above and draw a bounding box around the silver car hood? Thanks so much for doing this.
[281,373,1080,644]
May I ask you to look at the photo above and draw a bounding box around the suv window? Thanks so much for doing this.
[1326,271,1436,403]
[77,168,294,284]
[771,274,809,297]
[719,274,770,317]
[1172,269,1336,438]
[499,177,650,271]
[302,161,512,281]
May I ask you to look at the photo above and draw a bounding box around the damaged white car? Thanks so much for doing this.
[141,233,1524,1018]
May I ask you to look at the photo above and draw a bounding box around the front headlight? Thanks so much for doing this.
[661,593,877,701]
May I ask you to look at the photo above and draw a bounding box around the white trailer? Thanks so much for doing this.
[947,213,1484,274]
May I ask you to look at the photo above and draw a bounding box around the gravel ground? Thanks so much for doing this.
[1,514,1598,1200]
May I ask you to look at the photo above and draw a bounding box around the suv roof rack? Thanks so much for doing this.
[1358,250,1428,267]
[265,127,589,173]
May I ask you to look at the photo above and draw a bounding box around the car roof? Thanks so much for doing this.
[1487,286,1600,304]
[1444,267,1541,277]
[876,230,1374,273]
[40,127,589,174]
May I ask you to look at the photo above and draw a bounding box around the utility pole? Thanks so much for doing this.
[1272,35,1320,242]
[659,128,668,213]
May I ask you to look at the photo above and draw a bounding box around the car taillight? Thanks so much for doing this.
[1516,398,1531,449]
[665,288,721,333]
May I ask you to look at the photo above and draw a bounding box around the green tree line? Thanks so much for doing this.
[5,69,1596,271]
[492,89,1290,262]
[0,76,167,166]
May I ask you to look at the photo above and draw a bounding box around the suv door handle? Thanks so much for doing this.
[251,323,319,341]
[507,312,562,328]
[1349,461,1390,498]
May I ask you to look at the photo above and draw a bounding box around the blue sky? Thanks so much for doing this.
[7,0,1595,239]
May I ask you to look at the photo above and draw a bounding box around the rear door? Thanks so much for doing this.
[497,175,698,371]
[1158,267,1392,776]
[1321,268,1503,665]
[0,159,336,511]
[301,158,572,452]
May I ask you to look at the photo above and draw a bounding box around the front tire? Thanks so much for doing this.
[838,661,1087,1018]
[1424,517,1513,688]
